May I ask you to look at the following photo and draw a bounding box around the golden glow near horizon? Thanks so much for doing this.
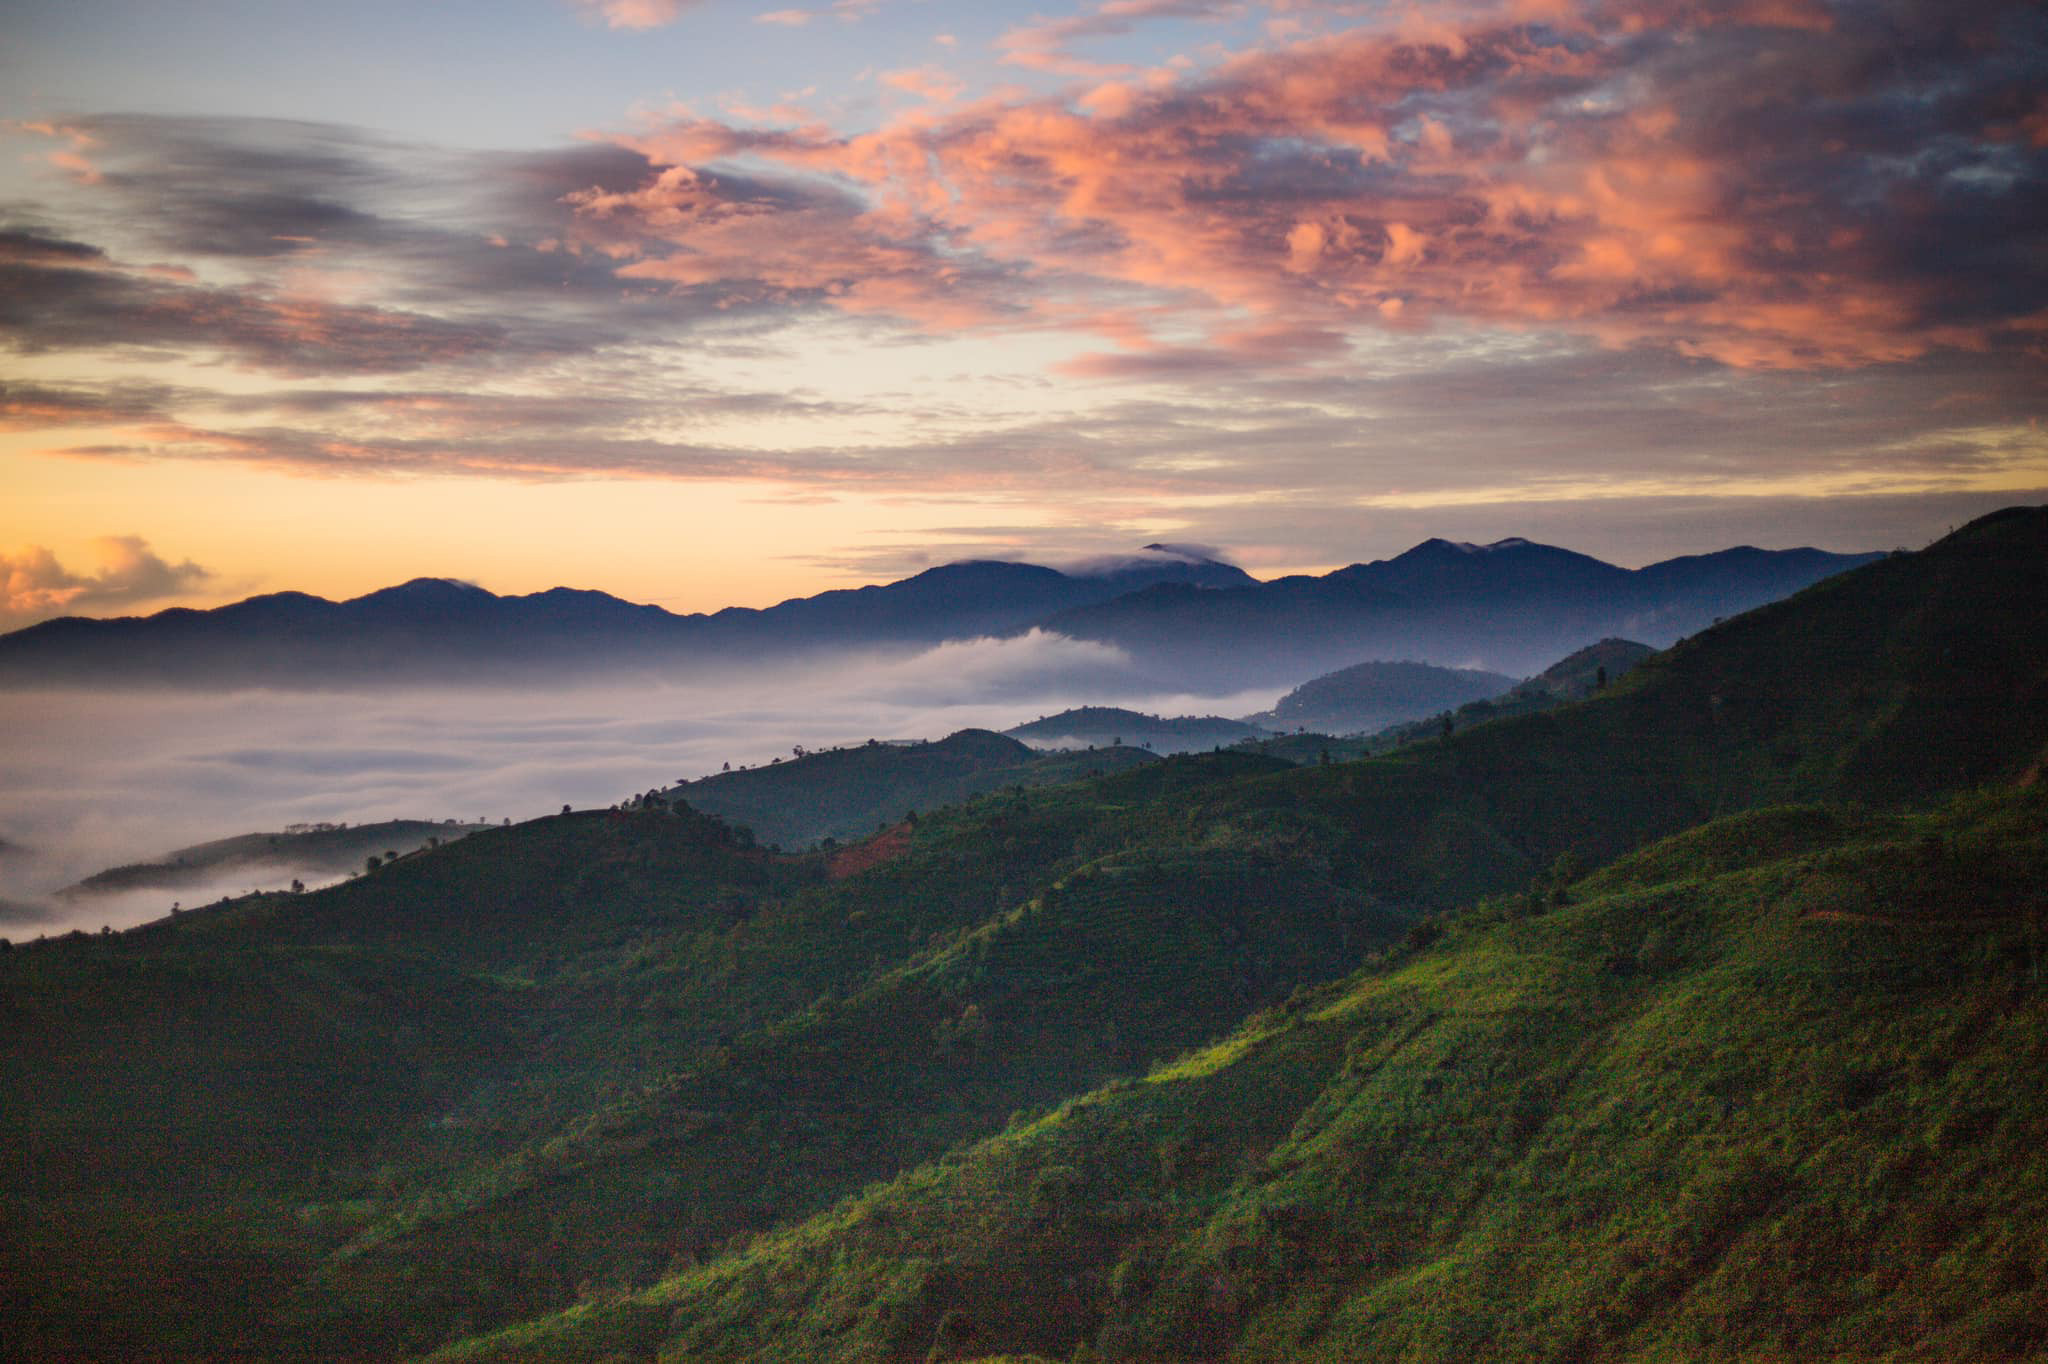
[0,448,1115,613]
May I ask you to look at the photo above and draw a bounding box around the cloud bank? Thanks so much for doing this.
[0,634,1281,936]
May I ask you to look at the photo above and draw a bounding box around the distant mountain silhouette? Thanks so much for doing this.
[655,729,1159,849]
[0,546,1251,687]
[59,819,494,900]
[0,537,1877,688]
[1034,538,1883,683]
[1005,707,1274,754]
[1246,659,1518,736]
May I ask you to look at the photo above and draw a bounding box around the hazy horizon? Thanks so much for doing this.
[0,631,1288,936]
[0,518,1936,635]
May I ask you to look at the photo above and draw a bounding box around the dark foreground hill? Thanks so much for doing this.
[0,508,2039,1361]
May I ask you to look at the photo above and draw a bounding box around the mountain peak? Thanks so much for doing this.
[1139,542,1230,565]
[351,577,494,605]
[1407,535,1544,557]
[1063,544,1255,588]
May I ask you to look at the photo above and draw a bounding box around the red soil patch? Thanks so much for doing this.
[827,822,914,880]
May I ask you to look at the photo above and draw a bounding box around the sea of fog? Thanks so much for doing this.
[0,630,1283,937]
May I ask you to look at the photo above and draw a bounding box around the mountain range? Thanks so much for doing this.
[1032,537,1885,682]
[0,538,1878,688]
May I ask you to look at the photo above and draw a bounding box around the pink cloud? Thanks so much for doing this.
[574,0,2042,372]
[880,66,967,105]
[999,0,1243,76]
[12,119,105,183]
[571,0,696,30]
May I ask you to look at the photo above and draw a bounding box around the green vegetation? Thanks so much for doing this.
[2,507,2043,1361]
[435,782,2048,1363]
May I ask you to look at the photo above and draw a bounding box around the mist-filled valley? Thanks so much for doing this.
[0,530,1886,939]
[0,630,1287,937]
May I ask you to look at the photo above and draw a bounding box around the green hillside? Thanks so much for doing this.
[1,507,2043,1361]
[436,781,2048,1363]
[660,729,1159,849]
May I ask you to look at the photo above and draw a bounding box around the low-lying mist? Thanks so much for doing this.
[0,630,1282,936]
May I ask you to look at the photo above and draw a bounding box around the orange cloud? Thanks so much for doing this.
[1,536,210,628]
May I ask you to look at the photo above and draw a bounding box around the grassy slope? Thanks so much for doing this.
[435,783,2048,1363]
[292,751,1411,1355]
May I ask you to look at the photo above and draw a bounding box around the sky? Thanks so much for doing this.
[3,0,2045,624]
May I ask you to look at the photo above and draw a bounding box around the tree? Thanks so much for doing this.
[561,804,572,816]
[365,855,381,874]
